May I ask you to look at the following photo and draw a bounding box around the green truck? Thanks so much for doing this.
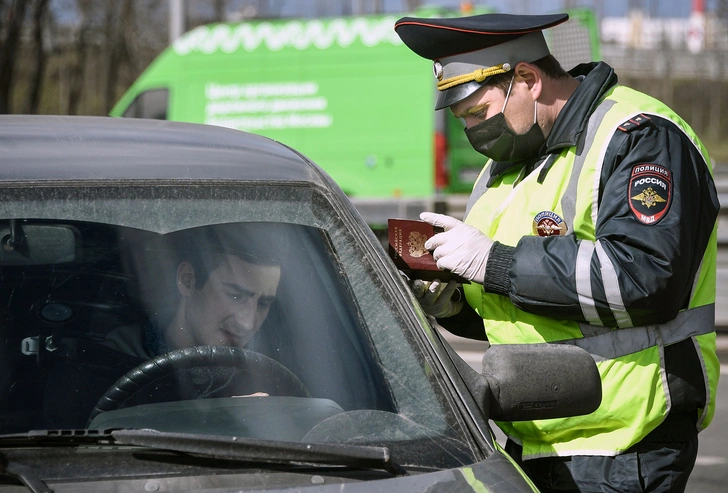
[111,8,599,224]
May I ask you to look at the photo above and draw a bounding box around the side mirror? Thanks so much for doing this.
[451,342,602,422]
[481,343,602,421]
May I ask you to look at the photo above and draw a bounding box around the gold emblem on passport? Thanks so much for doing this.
[407,231,429,258]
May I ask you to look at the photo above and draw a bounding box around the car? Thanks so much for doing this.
[0,115,601,492]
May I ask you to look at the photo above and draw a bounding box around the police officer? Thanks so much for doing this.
[395,12,720,493]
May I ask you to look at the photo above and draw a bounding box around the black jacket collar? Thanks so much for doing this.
[544,62,618,153]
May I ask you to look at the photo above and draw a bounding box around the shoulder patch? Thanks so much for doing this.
[628,164,672,225]
[618,113,651,132]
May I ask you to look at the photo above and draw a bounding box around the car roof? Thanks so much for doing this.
[0,115,327,186]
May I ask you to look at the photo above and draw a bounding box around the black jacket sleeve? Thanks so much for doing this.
[483,115,719,328]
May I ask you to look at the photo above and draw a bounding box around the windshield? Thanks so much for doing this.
[0,183,475,469]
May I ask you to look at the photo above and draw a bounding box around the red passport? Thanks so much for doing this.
[387,219,468,283]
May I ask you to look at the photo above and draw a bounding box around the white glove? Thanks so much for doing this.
[410,279,463,318]
[420,212,493,285]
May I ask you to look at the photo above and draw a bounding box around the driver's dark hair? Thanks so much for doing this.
[175,222,290,288]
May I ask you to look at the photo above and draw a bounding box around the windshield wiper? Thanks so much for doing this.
[0,429,115,445]
[112,429,408,476]
[0,451,53,493]
[0,429,407,477]
[0,430,114,493]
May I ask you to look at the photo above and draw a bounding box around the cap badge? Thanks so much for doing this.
[532,211,567,237]
[433,61,443,81]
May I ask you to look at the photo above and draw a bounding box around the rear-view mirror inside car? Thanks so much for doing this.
[0,220,80,265]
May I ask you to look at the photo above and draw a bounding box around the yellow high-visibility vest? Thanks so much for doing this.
[463,85,719,459]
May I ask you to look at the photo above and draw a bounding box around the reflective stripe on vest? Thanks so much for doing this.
[559,100,616,232]
[560,303,714,362]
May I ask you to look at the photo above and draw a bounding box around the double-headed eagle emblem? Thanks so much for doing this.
[631,187,667,208]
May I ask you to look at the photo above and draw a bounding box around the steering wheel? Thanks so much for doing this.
[88,345,309,424]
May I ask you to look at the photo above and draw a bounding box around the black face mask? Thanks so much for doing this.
[463,75,545,163]
[464,111,545,163]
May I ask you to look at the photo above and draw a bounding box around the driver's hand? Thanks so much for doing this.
[410,279,463,318]
[232,392,269,398]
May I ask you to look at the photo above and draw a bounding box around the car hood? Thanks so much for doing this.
[0,444,536,493]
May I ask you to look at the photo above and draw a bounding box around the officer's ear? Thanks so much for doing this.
[514,62,542,101]
[176,260,196,296]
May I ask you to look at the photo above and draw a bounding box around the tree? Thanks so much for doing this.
[66,0,94,115]
[26,0,51,114]
[0,0,29,113]
[103,0,135,113]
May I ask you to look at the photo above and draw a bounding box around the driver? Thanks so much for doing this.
[43,223,290,428]
[105,223,288,359]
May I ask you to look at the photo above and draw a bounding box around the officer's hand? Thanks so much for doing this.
[410,279,463,318]
[420,212,493,285]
